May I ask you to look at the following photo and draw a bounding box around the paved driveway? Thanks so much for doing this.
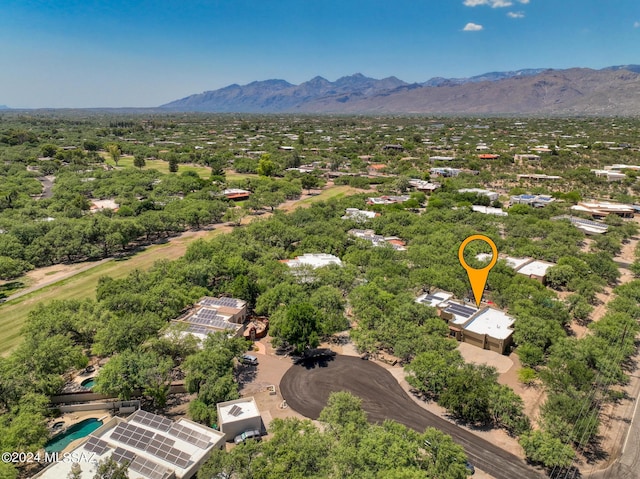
[280,355,544,479]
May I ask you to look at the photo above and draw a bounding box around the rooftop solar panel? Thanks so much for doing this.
[111,423,154,451]
[169,423,211,449]
[84,436,109,455]
[130,456,172,479]
[111,447,136,465]
[446,303,477,318]
[130,410,173,432]
[423,294,441,302]
[228,405,243,417]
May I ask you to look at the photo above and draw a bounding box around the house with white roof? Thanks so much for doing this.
[415,292,514,354]
[458,188,499,202]
[342,208,378,222]
[33,410,225,479]
[217,397,263,441]
[284,253,342,269]
[471,205,508,216]
[170,297,247,343]
[510,194,555,207]
[592,169,626,182]
[461,308,515,354]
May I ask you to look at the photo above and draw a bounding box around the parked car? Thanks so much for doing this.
[465,460,475,475]
[234,429,262,445]
[240,354,258,365]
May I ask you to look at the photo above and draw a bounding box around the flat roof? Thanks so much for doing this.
[471,205,507,216]
[463,308,515,340]
[286,253,343,269]
[35,411,224,479]
[516,260,555,277]
[218,397,261,424]
[504,256,532,270]
[443,301,479,325]
[416,291,453,308]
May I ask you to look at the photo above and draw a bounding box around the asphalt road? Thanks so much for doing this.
[280,355,545,479]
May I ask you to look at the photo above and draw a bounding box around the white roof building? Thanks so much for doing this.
[458,188,499,202]
[285,253,342,269]
[171,297,247,342]
[342,208,377,222]
[592,169,626,181]
[516,260,555,278]
[33,410,225,479]
[462,308,515,340]
[471,205,508,216]
[217,397,262,441]
[415,291,454,308]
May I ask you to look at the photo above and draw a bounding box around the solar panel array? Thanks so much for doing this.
[83,436,109,456]
[146,434,176,456]
[111,447,136,465]
[419,294,443,305]
[552,215,609,230]
[200,297,242,308]
[187,323,237,336]
[228,405,243,417]
[144,437,190,469]
[111,423,155,450]
[130,456,172,479]
[193,308,227,322]
[570,217,609,228]
[169,423,211,449]
[445,303,477,319]
[131,409,173,432]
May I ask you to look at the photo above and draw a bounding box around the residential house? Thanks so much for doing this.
[510,194,555,207]
[458,188,499,202]
[33,410,225,479]
[217,397,263,442]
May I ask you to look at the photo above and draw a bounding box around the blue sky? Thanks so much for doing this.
[1,0,639,108]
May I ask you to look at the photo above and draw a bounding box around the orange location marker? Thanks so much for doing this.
[458,234,498,307]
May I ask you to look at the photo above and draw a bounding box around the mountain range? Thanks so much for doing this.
[161,66,640,115]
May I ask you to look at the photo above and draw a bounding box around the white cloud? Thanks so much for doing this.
[507,11,525,18]
[463,22,484,31]
[463,0,513,7]
[518,0,530,4]
[634,21,640,28]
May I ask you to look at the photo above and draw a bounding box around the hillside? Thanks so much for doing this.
[160,66,640,115]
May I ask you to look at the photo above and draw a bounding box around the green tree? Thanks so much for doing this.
[133,154,146,169]
[319,391,368,437]
[168,155,179,173]
[106,143,121,166]
[270,303,322,353]
[92,457,129,479]
[301,174,320,194]
[519,430,574,468]
[257,154,276,177]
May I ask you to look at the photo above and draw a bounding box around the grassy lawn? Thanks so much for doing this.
[0,228,225,356]
[103,155,212,179]
[296,186,366,205]
[225,171,260,181]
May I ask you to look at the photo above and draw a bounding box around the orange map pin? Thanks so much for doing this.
[458,234,498,307]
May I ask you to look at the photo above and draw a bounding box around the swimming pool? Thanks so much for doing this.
[44,418,103,453]
[81,377,96,389]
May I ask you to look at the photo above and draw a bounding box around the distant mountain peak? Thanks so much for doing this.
[159,66,640,115]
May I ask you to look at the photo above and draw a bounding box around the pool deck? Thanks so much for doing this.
[47,411,113,453]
